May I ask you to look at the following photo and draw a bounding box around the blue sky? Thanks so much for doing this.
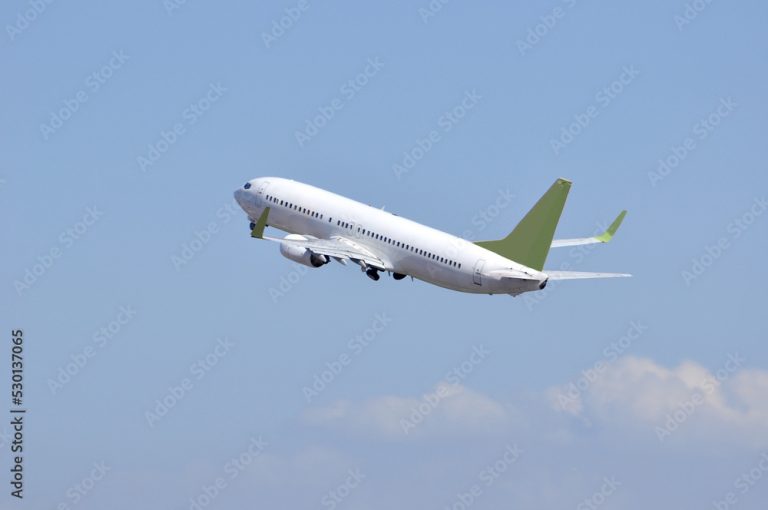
[2,1,767,509]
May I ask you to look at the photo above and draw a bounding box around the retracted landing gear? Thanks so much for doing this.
[393,273,407,280]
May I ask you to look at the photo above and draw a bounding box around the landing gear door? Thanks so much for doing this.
[473,259,485,286]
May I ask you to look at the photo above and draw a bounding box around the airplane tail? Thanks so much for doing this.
[475,178,571,271]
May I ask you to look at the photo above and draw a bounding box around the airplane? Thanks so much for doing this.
[233,177,630,296]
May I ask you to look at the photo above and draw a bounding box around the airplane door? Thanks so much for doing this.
[256,181,270,206]
[473,259,485,286]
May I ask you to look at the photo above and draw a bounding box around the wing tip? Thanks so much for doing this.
[595,210,628,243]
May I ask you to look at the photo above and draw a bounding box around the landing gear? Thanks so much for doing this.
[366,268,380,281]
[249,222,256,230]
[393,272,407,280]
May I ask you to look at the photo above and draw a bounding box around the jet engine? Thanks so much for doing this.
[279,234,329,268]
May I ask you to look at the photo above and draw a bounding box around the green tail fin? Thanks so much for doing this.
[475,178,571,271]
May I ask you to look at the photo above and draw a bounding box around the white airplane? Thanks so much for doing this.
[234,177,630,296]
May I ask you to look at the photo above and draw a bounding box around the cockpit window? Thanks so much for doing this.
[244,183,252,189]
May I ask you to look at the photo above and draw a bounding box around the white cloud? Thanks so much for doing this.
[306,356,768,448]
[548,355,768,446]
[304,382,509,439]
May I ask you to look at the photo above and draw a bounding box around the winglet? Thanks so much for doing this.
[251,207,270,239]
[595,210,627,243]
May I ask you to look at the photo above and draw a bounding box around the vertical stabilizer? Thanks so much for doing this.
[475,178,571,270]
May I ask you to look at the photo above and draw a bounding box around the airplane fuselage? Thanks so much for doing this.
[234,177,547,295]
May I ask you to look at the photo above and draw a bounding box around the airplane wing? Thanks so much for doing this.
[545,271,631,280]
[265,235,389,271]
[551,210,627,248]
[250,207,389,271]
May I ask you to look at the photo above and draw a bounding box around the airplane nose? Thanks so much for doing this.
[233,188,246,208]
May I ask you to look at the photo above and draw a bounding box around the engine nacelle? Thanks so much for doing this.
[280,234,329,268]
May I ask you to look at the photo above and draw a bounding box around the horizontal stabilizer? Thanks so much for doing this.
[551,210,627,248]
[545,271,631,280]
